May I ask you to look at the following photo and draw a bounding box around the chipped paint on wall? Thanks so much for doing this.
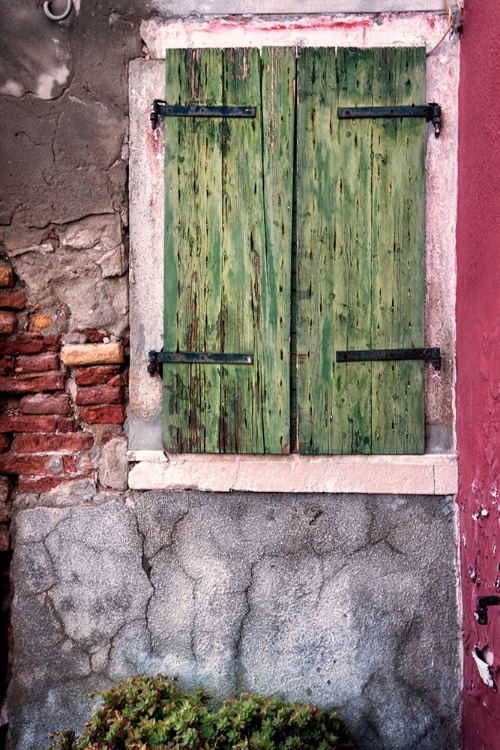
[457,0,500,745]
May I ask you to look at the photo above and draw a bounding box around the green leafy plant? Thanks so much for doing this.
[48,674,353,749]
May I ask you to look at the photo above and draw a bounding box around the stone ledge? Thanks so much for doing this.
[127,452,457,494]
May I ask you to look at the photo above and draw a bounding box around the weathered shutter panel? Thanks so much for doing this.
[163,48,294,453]
[296,47,426,454]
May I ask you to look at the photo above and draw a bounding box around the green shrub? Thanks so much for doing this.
[47,674,353,749]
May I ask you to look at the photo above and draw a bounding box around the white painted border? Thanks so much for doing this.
[128,14,459,493]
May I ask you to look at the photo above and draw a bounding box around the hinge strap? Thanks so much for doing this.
[336,347,441,369]
[150,99,256,129]
[338,103,442,137]
[148,350,253,375]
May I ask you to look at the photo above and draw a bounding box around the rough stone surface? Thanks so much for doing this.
[99,436,128,490]
[9,492,460,750]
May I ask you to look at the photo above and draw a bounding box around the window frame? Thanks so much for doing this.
[127,13,459,493]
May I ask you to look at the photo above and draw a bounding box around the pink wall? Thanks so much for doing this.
[457,3,500,747]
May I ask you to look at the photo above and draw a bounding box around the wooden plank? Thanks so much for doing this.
[370,48,426,453]
[163,48,293,453]
[296,48,373,454]
[296,48,337,454]
[296,47,426,454]
[164,49,223,452]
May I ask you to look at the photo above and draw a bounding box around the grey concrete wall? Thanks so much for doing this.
[9,492,459,749]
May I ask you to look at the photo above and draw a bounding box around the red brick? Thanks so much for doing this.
[0,503,11,523]
[20,394,71,415]
[0,434,9,453]
[0,312,17,335]
[0,290,25,310]
[0,414,58,432]
[0,335,44,355]
[18,475,93,494]
[0,356,14,375]
[0,476,10,503]
[42,335,61,352]
[0,372,64,394]
[13,433,93,454]
[57,417,76,433]
[0,454,58,475]
[75,385,122,406]
[0,529,10,552]
[15,353,59,373]
[63,455,78,473]
[76,329,108,343]
[107,373,122,387]
[79,404,125,425]
[73,365,120,386]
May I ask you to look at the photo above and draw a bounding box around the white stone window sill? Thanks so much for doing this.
[127,452,457,495]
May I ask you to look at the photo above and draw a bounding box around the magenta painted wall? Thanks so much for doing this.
[457,3,500,747]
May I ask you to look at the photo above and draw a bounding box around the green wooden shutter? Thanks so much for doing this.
[296,47,426,455]
[163,48,294,453]
[163,46,427,456]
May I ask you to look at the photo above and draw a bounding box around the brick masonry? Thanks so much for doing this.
[0,261,129,553]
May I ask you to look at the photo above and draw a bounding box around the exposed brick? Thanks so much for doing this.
[107,373,122,387]
[0,503,11,524]
[13,433,93,454]
[61,342,124,366]
[20,394,71,415]
[0,268,14,288]
[0,335,44,355]
[79,404,125,425]
[0,529,10,552]
[75,385,122,406]
[0,372,64,394]
[0,454,59,475]
[57,417,76,432]
[0,434,9,453]
[0,414,58,432]
[0,312,17,335]
[17,475,92,494]
[63,455,78,473]
[76,329,109,343]
[73,365,120,386]
[42,336,61,352]
[15,353,59,373]
[0,290,25,310]
[0,476,10,503]
[0,356,14,375]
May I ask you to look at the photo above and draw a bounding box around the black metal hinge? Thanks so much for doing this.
[148,350,253,375]
[336,347,441,369]
[476,596,500,625]
[338,103,442,137]
[150,99,256,130]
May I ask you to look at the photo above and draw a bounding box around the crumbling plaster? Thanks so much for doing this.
[0,0,145,337]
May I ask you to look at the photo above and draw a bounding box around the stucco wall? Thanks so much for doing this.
[457,1,500,747]
[10,492,459,750]
[0,2,461,749]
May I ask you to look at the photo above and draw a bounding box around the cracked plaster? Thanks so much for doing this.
[9,492,459,750]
